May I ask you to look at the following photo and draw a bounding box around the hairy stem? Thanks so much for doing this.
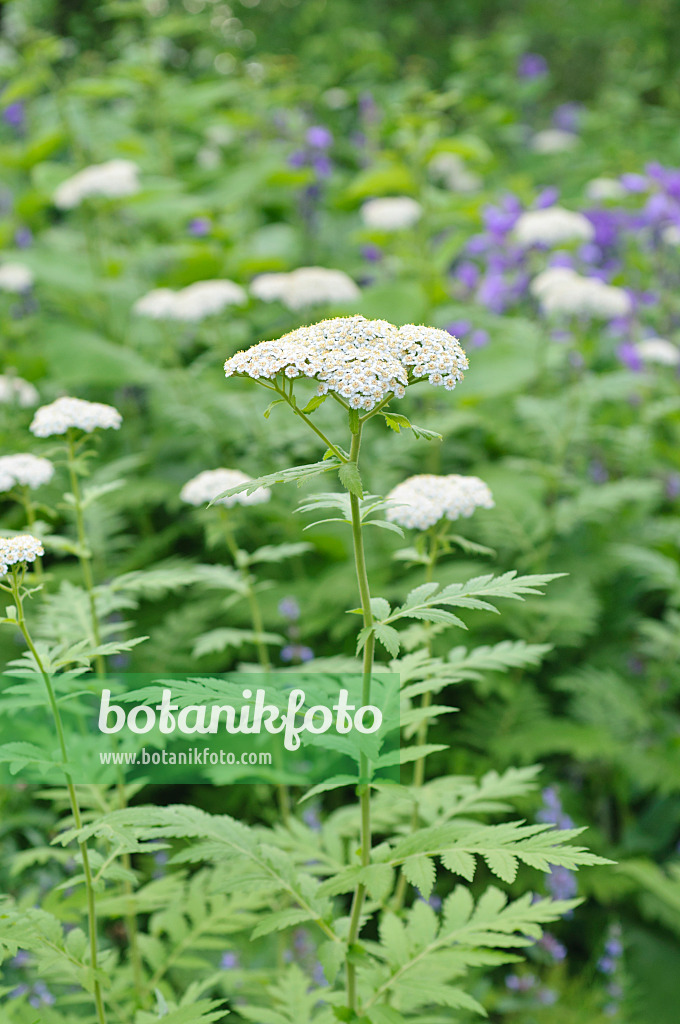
[345,424,375,1014]
[12,574,107,1024]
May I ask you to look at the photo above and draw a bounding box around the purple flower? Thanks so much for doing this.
[535,186,560,208]
[483,195,522,237]
[518,53,548,79]
[589,459,609,485]
[598,955,617,975]
[547,865,578,901]
[303,805,322,831]
[10,950,31,968]
[312,960,329,986]
[306,125,332,149]
[279,596,300,621]
[476,273,509,314]
[288,149,308,169]
[14,227,33,248]
[221,951,239,969]
[469,328,490,348]
[620,173,648,194]
[605,938,623,958]
[538,932,567,962]
[188,217,211,237]
[616,341,643,372]
[361,243,382,262]
[537,988,558,1006]
[466,233,492,255]
[359,91,379,124]
[281,644,314,663]
[446,319,471,337]
[506,972,537,991]
[579,242,601,264]
[665,473,680,500]
[10,984,29,999]
[552,103,582,134]
[455,260,480,290]
[3,101,25,130]
[548,250,575,269]
[585,209,621,248]
[311,153,332,178]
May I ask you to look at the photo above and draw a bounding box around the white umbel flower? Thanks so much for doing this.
[530,268,632,319]
[530,129,579,154]
[224,316,468,411]
[30,396,122,437]
[585,177,626,201]
[0,374,39,407]
[181,468,271,507]
[250,267,360,311]
[0,534,44,576]
[514,206,594,247]
[428,152,482,193]
[662,225,680,246]
[386,474,495,531]
[132,288,178,319]
[0,262,34,292]
[360,197,423,231]
[634,338,680,366]
[54,159,140,209]
[0,454,54,491]
[133,280,247,321]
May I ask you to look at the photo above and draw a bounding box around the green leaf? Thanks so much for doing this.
[373,623,401,658]
[338,462,363,498]
[300,394,327,414]
[402,854,436,899]
[263,399,285,419]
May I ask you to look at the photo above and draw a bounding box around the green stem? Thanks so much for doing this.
[12,573,107,1024]
[276,385,348,462]
[66,433,105,677]
[67,437,143,992]
[345,424,375,1015]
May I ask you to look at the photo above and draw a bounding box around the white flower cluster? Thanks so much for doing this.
[360,196,423,231]
[223,316,468,411]
[386,473,495,531]
[250,267,360,311]
[134,280,247,321]
[180,468,271,507]
[30,397,122,438]
[530,267,632,319]
[635,338,680,367]
[54,159,140,209]
[585,177,626,202]
[0,454,54,491]
[530,129,579,154]
[428,152,482,193]
[0,374,39,407]
[662,225,680,246]
[0,262,34,292]
[0,534,44,576]
[514,206,594,247]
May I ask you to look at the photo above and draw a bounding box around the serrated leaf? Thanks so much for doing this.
[402,854,436,898]
[338,462,363,498]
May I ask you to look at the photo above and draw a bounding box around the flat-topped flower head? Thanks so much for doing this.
[530,268,632,319]
[181,468,271,508]
[0,454,54,491]
[386,473,495,530]
[360,197,422,231]
[0,534,44,576]
[30,397,122,438]
[0,374,39,407]
[514,207,594,247]
[133,280,247,322]
[634,338,680,366]
[250,267,360,311]
[54,159,140,209]
[0,262,34,293]
[224,316,468,411]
